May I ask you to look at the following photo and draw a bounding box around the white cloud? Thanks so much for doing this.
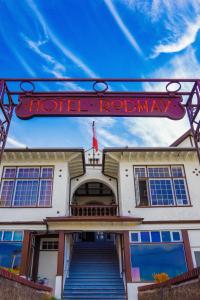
[21,34,84,91]
[21,34,65,71]
[77,117,119,148]
[123,48,200,146]
[26,0,98,77]
[154,18,200,56]
[6,137,26,148]
[98,127,139,147]
[124,117,188,146]
[104,0,143,56]
[121,0,200,56]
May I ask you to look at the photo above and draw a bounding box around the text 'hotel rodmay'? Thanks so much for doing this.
[0,128,199,299]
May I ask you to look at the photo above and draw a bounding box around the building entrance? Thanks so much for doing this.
[64,231,126,299]
[77,231,114,242]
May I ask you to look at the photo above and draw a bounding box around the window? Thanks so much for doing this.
[89,158,99,165]
[41,240,58,250]
[130,230,187,282]
[0,167,53,207]
[134,165,189,206]
[0,231,23,242]
[0,231,23,271]
[130,230,182,243]
[194,251,200,267]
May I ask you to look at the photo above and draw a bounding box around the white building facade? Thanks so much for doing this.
[0,131,199,300]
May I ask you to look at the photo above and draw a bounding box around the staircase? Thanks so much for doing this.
[63,241,126,300]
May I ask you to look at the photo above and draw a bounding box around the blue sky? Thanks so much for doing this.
[1,0,200,149]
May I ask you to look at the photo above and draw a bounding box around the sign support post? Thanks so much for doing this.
[0,80,14,162]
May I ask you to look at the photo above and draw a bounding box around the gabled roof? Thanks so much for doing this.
[102,146,196,178]
[170,129,193,147]
[2,148,85,178]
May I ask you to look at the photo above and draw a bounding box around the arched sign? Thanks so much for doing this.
[15,93,185,120]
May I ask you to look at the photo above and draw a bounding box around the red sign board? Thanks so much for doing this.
[15,93,185,120]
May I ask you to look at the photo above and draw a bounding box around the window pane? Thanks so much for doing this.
[0,180,15,207]
[148,167,170,178]
[13,231,23,241]
[161,231,171,242]
[41,240,58,250]
[141,232,150,242]
[149,179,174,206]
[3,231,12,241]
[135,168,146,177]
[172,232,181,241]
[173,179,188,205]
[3,168,16,178]
[0,242,22,270]
[0,232,2,241]
[41,167,53,178]
[171,167,184,177]
[38,180,52,206]
[194,251,200,267]
[17,168,40,178]
[151,232,161,242]
[138,180,149,206]
[13,180,38,206]
[131,233,139,242]
[130,244,187,282]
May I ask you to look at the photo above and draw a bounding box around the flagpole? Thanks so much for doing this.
[92,121,95,166]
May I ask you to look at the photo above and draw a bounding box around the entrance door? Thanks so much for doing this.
[83,232,95,242]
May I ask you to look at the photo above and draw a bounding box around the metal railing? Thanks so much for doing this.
[70,205,118,217]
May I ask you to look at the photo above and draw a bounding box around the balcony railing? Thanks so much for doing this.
[70,205,118,217]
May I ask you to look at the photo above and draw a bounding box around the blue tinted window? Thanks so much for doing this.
[171,167,183,177]
[172,232,181,241]
[131,233,139,242]
[130,244,187,282]
[151,232,161,242]
[13,180,38,207]
[13,231,23,241]
[17,168,40,178]
[161,231,171,242]
[141,232,150,242]
[0,232,2,240]
[149,180,174,206]
[0,242,22,269]
[3,231,12,241]
[173,179,188,205]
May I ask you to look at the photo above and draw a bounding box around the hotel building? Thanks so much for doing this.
[0,130,199,299]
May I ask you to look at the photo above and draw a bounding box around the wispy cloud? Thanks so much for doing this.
[25,0,98,77]
[0,25,37,77]
[153,18,200,57]
[6,137,26,148]
[21,34,65,72]
[124,48,200,146]
[121,0,200,56]
[104,0,143,56]
[77,117,140,148]
[77,117,119,148]
[98,127,139,147]
[21,34,83,90]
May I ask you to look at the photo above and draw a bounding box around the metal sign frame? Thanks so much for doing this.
[0,78,199,163]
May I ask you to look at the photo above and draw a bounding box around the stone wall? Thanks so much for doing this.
[138,267,200,300]
[138,279,200,300]
[0,268,52,300]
